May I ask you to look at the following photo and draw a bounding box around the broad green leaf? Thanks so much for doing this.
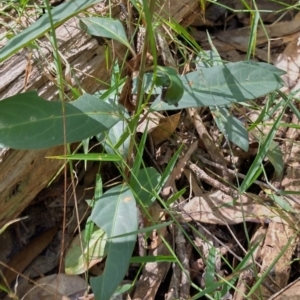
[151,61,284,111]
[195,50,222,68]
[65,227,107,275]
[96,84,131,160]
[97,119,130,160]
[108,221,173,240]
[80,17,132,51]
[0,91,121,149]
[90,184,137,300]
[242,61,286,77]
[155,66,184,106]
[0,0,103,62]
[130,167,161,207]
[213,107,249,152]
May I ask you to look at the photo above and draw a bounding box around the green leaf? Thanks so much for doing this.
[82,137,91,169]
[84,174,103,242]
[243,61,286,76]
[132,73,162,94]
[266,140,283,179]
[130,167,161,207]
[240,102,287,193]
[131,119,149,179]
[165,188,186,207]
[108,221,173,240]
[90,184,137,300]
[131,255,176,263]
[65,227,107,275]
[213,107,249,152]
[113,284,132,297]
[49,153,121,161]
[0,0,103,62]
[205,248,216,289]
[97,119,130,160]
[155,67,184,106]
[80,17,132,51]
[0,91,121,149]
[159,145,183,189]
[151,61,284,111]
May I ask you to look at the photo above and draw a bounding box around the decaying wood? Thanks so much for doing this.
[0,0,200,228]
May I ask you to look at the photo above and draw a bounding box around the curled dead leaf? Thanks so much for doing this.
[150,113,181,146]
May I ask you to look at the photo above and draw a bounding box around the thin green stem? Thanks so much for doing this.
[43,0,68,276]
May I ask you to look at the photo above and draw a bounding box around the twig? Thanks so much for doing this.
[197,154,271,189]
[187,108,231,182]
[175,226,190,299]
[187,161,238,198]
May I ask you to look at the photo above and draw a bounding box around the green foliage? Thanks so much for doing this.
[155,66,184,106]
[65,226,107,275]
[0,1,291,299]
[151,61,284,110]
[239,97,288,193]
[0,91,121,149]
[130,167,161,207]
[80,17,134,54]
[89,184,138,300]
[213,107,249,152]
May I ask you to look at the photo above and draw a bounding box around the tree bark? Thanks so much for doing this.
[0,0,199,227]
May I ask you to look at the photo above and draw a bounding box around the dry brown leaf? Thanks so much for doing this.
[137,111,163,133]
[274,35,300,89]
[180,190,295,225]
[269,278,300,300]
[119,52,154,112]
[23,273,87,300]
[119,76,135,112]
[252,223,298,299]
[156,144,173,165]
[150,113,181,146]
